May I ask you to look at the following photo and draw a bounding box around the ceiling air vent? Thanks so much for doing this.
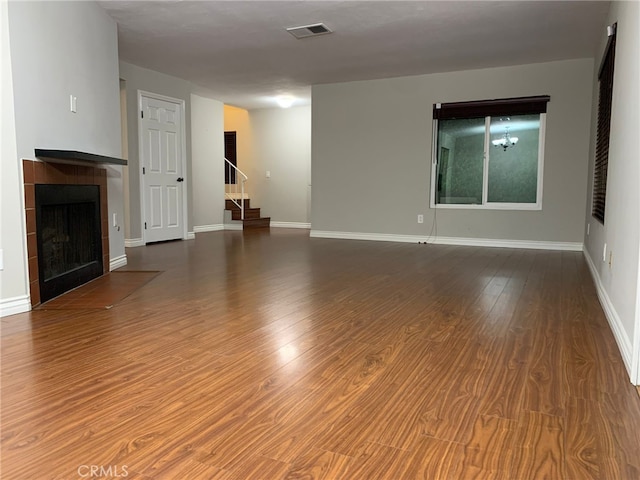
[286,23,332,39]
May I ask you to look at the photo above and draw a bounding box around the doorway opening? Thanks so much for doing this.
[225,131,237,185]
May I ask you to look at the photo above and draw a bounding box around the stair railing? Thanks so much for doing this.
[225,158,248,220]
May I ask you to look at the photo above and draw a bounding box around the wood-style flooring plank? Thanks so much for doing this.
[510,410,565,479]
[2,230,639,479]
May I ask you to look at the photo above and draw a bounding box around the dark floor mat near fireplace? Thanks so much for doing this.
[36,271,161,310]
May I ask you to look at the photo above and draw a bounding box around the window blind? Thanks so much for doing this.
[592,24,617,224]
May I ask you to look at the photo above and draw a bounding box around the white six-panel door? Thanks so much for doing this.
[140,94,185,243]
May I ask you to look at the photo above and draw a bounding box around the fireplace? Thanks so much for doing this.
[35,184,103,303]
[23,159,111,306]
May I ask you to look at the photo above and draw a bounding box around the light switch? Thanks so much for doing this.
[266,170,271,178]
[70,95,77,113]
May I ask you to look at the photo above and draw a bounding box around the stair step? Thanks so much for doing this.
[231,208,261,220]
[243,217,270,230]
[225,199,251,210]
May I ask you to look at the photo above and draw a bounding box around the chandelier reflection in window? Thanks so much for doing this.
[492,120,519,151]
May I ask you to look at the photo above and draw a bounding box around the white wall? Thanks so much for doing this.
[191,94,225,231]
[312,59,594,246]
[0,0,29,315]
[2,1,123,315]
[583,0,640,382]
[249,107,311,225]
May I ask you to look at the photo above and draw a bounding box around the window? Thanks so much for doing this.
[431,96,550,210]
[592,23,616,224]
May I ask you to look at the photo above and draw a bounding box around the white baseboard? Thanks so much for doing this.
[109,254,127,271]
[194,224,225,233]
[1,294,31,317]
[432,236,583,251]
[187,232,195,240]
[583,248,633,378]
[271,222,311,229]
[125,238,144,248]
[309,230,583,251]
[224,223,243,231]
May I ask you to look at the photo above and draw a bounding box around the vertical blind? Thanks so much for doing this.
[592,24,617,224]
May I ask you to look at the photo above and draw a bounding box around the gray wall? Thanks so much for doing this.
[249,107,311,224]
[583,0,640,380]
[2,1,123,311]
[191,94,225,229]
[312,59,594,242]
[223,105,311,225]
[119,61,193,241]
[9,1,121,162]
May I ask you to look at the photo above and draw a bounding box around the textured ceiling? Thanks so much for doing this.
[98,1,610,110]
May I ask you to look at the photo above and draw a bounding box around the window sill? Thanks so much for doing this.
[430,202,542,211]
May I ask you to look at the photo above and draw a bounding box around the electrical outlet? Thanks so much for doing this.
[417,214,424,224]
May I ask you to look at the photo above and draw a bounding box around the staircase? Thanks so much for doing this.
[225,198,270,230]
[224,158,270,230]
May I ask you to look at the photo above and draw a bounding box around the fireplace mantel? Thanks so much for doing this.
[35,149,127,166]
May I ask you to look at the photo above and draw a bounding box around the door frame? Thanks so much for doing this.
[137,90,188,244]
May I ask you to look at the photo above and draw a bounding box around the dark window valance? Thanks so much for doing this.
[433,95,551,120]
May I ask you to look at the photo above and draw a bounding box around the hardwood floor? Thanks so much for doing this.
[2,229,639,479]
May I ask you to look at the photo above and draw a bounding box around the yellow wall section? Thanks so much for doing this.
[223,105,254,198]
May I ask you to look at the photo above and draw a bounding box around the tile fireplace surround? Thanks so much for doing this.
[22,159,109,307]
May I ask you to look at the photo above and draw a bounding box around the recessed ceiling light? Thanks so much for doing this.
[286,23,332,39]
[276,96,295,108]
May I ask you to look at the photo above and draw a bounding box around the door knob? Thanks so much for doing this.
[177,177,184,182]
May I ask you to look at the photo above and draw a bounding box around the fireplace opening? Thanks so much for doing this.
[35,184,103,303]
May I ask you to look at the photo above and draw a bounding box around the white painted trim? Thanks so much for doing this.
[429,118,438,208]
[109,254,127,271]
[583,248,633,379]
[431,236,581,251]
[432,202,542,211]
[633,242,640,385]
[311,231,419,243]
[0,295,31,317]
[138,90,188,243]
[224,224,243,231]
[125,238,144,248]
[270,222,311,229]
[187,232,195,240]
[482,116,490,205]
[194,224,225,233]
[633,259,640,384]
[536,113,546,209]
[310,230,583,251]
